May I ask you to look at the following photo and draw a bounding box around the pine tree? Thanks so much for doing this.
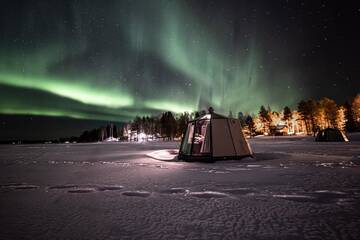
[245,115,255,137]
[176,112,189,138]
[298,100,317,135]
[160,111,177,140]
[344,101,357,132]
[353,94,360,123]
[259,105,271,133]
[319,98,337,128]
[281,106,292,133]
[238,112,246,127]
[336,106,346,131]
[283,106,292,123]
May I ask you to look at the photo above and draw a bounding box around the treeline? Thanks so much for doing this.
[58,124,122,143]
[297,97,359,134]
[79,124,121,142]
[125,111,191,140]
[60,93,360,143]
[127,93,360,138]
[239,94,360,136]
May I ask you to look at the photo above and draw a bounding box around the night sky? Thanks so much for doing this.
[0,0,359,140]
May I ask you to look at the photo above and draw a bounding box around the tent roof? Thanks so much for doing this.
[190,112,228,122]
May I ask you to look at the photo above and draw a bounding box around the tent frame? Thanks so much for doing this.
[178,113,253,161]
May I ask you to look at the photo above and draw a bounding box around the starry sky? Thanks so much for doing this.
[0,0,359,140]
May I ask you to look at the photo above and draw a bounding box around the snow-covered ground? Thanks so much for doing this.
[0,135,359,239]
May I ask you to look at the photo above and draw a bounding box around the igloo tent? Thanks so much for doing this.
[315,128,349,142]
[178,110,253,161]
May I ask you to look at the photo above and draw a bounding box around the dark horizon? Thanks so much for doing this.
[0,114,123,141]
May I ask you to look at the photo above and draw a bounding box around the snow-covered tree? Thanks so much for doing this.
[336,106,346,131]
[352,93,360,122]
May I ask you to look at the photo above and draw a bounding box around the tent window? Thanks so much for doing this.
[192,119,210,155]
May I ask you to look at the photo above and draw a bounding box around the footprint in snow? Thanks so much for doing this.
[122,191,151,197]
[49,184,124,193]
[96,185,124,191]
[159,188,188,194]
[48,184,78,190]
[272,194,317,202]
[68,188,97,193]
[310,190,349,203]
[273,190,352,204]
[1,183,39,190]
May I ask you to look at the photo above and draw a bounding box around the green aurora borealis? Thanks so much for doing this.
[0,1,306,122]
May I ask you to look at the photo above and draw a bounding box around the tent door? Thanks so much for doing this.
[180,122,194,155]
[192,119,211,155]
